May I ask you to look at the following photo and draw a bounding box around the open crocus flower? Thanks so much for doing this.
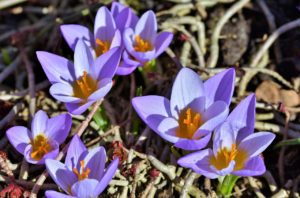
[132,67,235,150]
[123,10,173,68]
[36,39,121,115]
[60,6,121,58]
[45,135,119,198]
[178,94,276,178]
[6,110,72,164]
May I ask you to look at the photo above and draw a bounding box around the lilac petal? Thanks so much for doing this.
[187,96,206,114]
[65,135,87,169]
[45,159,77,194]
[195,101,228,138]
[114,8,133,32]
[233,156,266,176]
[157,117,179,143]
[110,29,122,49]
[177,149,210,168]
[174,132,211,150]
[204,68,235,108]
[45,190,75,198]
[132,95,172,133]
[93,47,121,80]
[154,32,173,57]
[84,147,106,180]
[36,51,75,84]
[49,83,82,103]
[122,50,141,67]
[87,78,112,101]
[170,68,204,118]
[31,110,48,137]
[71,179,99,197]
[24,142,59,164]
[45,113,72,144]
[238,132,275,158]
[135,11,157,42]
[94,6,116,41]
[94,158,119,195]
[116,61,138,76]
[210,160,235,177]
[65,100,94,115]
[227,94,256,143]
[74,39,93,78]
[6,126,31,154]
[212,122,237,156]
[60,24,94,50]
[111,2,126,17]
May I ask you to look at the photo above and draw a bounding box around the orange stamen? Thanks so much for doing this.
[73,160,91,181]
[95,38,110,57]
[30,134,52,161]
[134,35,153,52]
[176,108,203,139]
[72,71,98,101]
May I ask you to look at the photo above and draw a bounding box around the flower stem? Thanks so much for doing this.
[217,174,240,197]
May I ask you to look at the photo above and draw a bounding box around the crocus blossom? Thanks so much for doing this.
[177,94,276,178]
[6,110,72,164]
[45,135,119,198]
[132,67,235,150]
[36,39,121,115]
[123,10,173,72]
[60,2,137,76]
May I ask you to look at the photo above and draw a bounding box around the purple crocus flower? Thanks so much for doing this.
[178,94,276,178]
[45,135,119,198]
[36,39,121,115]
[123,10,173,72]
[132,67,235,150]
[6,110,72,164]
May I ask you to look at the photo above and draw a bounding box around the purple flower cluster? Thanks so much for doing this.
[133,68,276,178]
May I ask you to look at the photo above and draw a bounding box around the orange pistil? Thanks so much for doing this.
[95,38,110,57]
[72,71,98,101]
[176,108,203,139]
[209,144,248,171]
[134,35,153,52]
[30,134,52,161]
[73,160,91,181]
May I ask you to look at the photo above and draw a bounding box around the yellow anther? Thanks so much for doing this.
[176,108,203,139]
[134,35,153,52]
[73,71,98,101]
[30,134,52,161]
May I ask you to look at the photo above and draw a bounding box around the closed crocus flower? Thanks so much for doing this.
[6,110,72,164]
[45,135,119,198]
[132,67,235,150]
[123,10,173,70]
[36,39,121,115]
[178,94,276,178]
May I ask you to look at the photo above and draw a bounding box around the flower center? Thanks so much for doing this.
[95,38,110,57]
[209,144,248,171]
[134,35,153,52]
[72,71,98,101]
[73,160,91,181]
[176,108,203,139]
[30,134,52,161]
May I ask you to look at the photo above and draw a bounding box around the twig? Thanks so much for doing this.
[248,177,265,198]
[0,56,21,83]
[147,155,176,180]
[250,18,300,67]
[0,101,24,129]
[85,125,120,147]
[180,172,198,198]
[256,0,281,64]
[30,100,103,198]
[263,170,278,192]
[134,127,151,147]
[278,106,290,185]
[20,47,36,117]
[207,0,250,68]
[0,0,27,10]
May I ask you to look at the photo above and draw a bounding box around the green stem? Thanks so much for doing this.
[217,175,240,197]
